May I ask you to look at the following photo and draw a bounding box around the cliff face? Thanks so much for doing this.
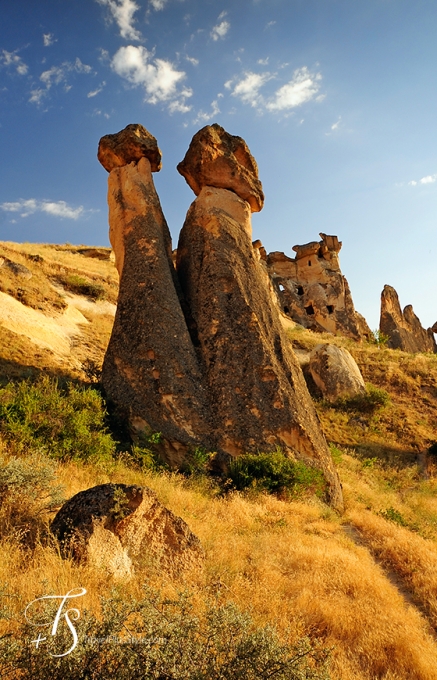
[266,233,371,340]
[380,285,436,353]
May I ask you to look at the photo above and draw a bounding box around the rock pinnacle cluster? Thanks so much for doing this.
[98,122,343,511]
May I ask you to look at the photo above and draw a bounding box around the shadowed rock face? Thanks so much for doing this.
[176,185,343,510]
[177,123,264,213]
[51,484,204,579]
[380,285,436,354]
[266,234,372,341]
[99,148,212,467]
[98,123,162,173]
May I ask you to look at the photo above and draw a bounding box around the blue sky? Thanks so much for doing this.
[1,0,436,331]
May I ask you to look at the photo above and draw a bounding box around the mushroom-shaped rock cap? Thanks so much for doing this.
[177,123,264,212]
[98,123,162,172]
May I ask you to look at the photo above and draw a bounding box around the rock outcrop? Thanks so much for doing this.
[98,125,212,468]
[380,285,436,353]
[177,125,343,510]
[266,234,371,341]
[177,123,264,212]
[51,484,204,579]
[99,123,343,511]
[309,344,366,403]
[98,123,162,173]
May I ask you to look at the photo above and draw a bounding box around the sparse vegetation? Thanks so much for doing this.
[331,384,390,413]
[56,273,106,301]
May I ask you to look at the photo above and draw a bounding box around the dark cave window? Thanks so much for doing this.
[327,305,334,314]
[305,305,315,316]
[308,260,312,266]
[283,306,289,314]
[297,286,304,296]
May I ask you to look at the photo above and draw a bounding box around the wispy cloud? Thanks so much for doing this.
[29,58,93,105]
[226,71,272,108]
[96,0,142,40]
[111,44,191,111]
[149,0,168,9]
[185,55,199,66]
[43,33,56,47]
[0,199,91,220]
[257,57,269,66]
[192,99,220,124]
[0,49,28,75]
[409,173,437,187]
[265,21,276,29]
[211,14,230,41]
[266,67,322,111]
[87,81,106,97]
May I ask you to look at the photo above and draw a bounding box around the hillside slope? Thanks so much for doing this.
[1,241,437,679]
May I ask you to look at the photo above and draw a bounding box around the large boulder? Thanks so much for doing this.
[380,285,436,353]
[309,343,366,402]
[51,484,204,579]
[98,123,162,173]
[176,181,343,511]
[177,123,264,212]
[98,129,212,468]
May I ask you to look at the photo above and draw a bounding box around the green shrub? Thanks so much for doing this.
[57,274,106,300]
[0,586,331,679]
[0,453,64,542]
[228,450,327,499]
[333,384,390,414]
[0,376,116,463]
[379,506,408,527]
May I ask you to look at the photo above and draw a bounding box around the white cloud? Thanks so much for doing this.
[150,0,168,9]
[29,58,94,105]
[211,20,230,41]
[88,82,106,97]
[331,116,341,131]
[227,71,272,108]
[0,199,88,220]
[193,99,220,124]
[185,55,199,66]
[111,45,189,108]
[257,57,269,66]
[0,50,28,75]
[43,33,56,47]
[266,67,321,111]
[410,173,437,186]
[265,21,276,29]
[96,0,141,40]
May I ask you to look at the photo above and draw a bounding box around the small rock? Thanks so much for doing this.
[98,123,162,173]
[177,123,264,212]
[309,343,366,402]
[0,259,32,280]
[51,483,204,579]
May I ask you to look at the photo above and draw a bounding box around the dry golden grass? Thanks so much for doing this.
[3,457,437,679]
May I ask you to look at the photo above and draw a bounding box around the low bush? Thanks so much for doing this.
[0,453,64,542]
[333,384,390,414]
[57,274,106,301]
[0,586,331,679]
[227,450,327,499]
[0,376,116,463]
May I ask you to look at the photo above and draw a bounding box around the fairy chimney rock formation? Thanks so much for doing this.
[98,123,162,173]
[177,124,343,510]
[177,123,264,212]
[267,233,371,341]
[98,124,212,467]
[380,285,436,353]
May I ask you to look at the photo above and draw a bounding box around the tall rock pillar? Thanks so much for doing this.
[176,124,343,510]
[98,124,212,466]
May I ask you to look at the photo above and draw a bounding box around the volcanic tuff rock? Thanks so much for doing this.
[267,233,372,341]
[177,123,264,212]
[99,123,343,511]
[309,344,366,403]
[98,129,212,468]
[380,285,436,353]
[51,484,203,579]
[98,123,162,173]
[177,132,342,509]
